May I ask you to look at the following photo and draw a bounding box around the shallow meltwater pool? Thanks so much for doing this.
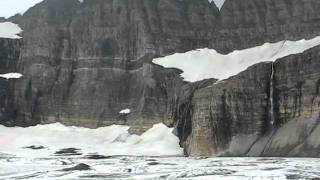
[1,153,320,180]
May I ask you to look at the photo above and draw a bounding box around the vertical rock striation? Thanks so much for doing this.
[214,0,320,53]
[186,46,320,157]
[11,0,220,131]
[186,62,272,156]
[0,38,21,126]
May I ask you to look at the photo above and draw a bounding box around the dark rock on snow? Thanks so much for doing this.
[23,145,46,150]
[60,163,91,171]
[55,148,82,156]
[85,154,112,159]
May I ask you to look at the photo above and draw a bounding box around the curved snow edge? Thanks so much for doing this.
[0,22,23,39]
[153,36,320,82]
[0,123,183,157]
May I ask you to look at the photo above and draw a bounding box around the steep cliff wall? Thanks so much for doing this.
[186,45,320,157]
[9,0,217,132]
[214,0,320,52]
[0,0,320,157]
[0,38,21,126]
[186,62,272,156]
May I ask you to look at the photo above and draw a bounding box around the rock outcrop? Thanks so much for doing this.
[185,62,272,156]
[0,39,20,126]
[0,0,320,157]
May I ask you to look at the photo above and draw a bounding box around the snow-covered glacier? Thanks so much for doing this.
[1,123,320,179]
[0,123,183,158]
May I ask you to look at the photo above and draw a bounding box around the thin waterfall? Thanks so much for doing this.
[269,63,275,126]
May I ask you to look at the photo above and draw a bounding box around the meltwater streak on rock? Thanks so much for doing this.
[269,62,275,126]
[267,40,286,127]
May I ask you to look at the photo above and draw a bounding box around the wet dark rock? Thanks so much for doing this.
[23,145,45,150]
[145,159,157,162]
[54,148,82,156]
[85,154,112,159]
[60,161,69,165]
[286,174,307,179]
[60,163,91,171]
[263,167,283,171]
[147,162,160,166]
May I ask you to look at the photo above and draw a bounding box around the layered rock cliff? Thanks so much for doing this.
[185,46,320,157]
[0,39,20,126]
[214,0,320,52]
[0,0,320,157]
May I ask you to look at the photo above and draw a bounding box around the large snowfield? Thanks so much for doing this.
[153,36,320,82]
[0,123,183,158]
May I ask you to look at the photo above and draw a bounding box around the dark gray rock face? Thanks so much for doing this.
[0,39,20,126]
[185,62,272,156]
[186,46,320,157]
[12,0,195,131]
[0,0,320,157]
[214,0,320,53]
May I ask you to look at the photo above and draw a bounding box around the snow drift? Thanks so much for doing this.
[0,73,23,79]
[153,36,320,82]
[0,22,22,39]
[0,123,183,158]
[119,108,131,114]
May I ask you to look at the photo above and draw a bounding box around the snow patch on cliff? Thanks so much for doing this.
[209,0,225,10]
[0,73,23,79]
[0,123,183,157]
[153,36,320,82]
[120,108,131,114]
[0,22,22,39]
